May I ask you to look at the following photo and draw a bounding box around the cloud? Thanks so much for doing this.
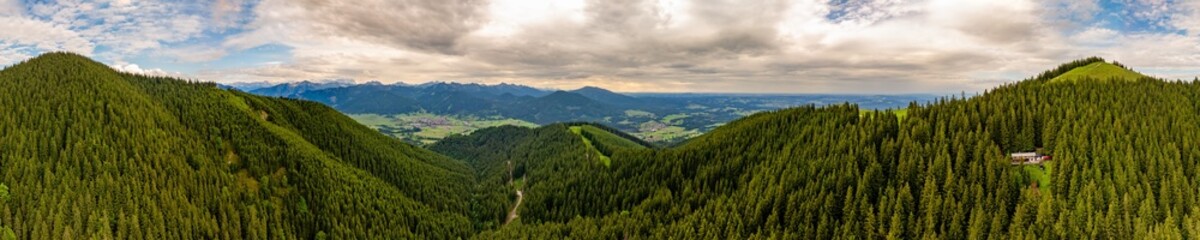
[0,0,255,68]
[0,3,72,61]
[1122,0,1173,28]
[7,0,1200,93]
[0,0,21,16]
[234,0,488,54]
[112,63,179,77]
[1068,32,1200,77]
[0,16,94,54]
[211,0,250,30]
[1170,1,1200,35]
[157,45,229,63]
[825,0,914,25]
[214,0,1087,93]
[448,0,798,89]
[457,0,1058,92]
[26,0,209,57]
[927,0,1040,44]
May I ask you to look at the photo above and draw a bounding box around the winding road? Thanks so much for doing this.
[504,160,524,225]
[505,190,523,224]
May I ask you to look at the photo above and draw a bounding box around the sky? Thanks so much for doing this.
[1,0,1199,94]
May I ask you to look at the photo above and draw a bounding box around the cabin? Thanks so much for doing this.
[1011,151,1051,165]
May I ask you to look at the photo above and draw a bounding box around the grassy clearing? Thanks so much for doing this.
[349,113,394,126]
[349,113,538,144]
[513,177,526,190]
[633,119,703,144]
[624,110,656,118]
[662,113,690,124]
[570,126,612,167]
[634,126,701,143]
[1050,62,1147,82]
[734,110,761,116]
[578,125,645,149]
[414,126,474,139]
[891,109,908,120]
[1023,163,1052,194]
[860,108,909,121]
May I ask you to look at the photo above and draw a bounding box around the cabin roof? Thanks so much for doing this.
[1011,152,1038,157]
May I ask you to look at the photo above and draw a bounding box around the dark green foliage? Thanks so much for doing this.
[433,124,631,224]
[563,122,656,148]
[9,53,1200,239]
[0,227,13,240]
[0,184,8,203]
[0,53,474,239]
[438,59,1200,238]
[431,126,534,230]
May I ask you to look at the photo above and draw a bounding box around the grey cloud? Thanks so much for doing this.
[1043,0,1100,24]
[653,0,787,56]
[664,63,695,69]
[0,0,21,16]
[221,0,1141,93]
[294,0,488,54]
[210,0,251,30]
[463,0,788,80]
[680,28,781,56]
[451,0,997,93]
[954,13,1037,44]
[584,0,651,32]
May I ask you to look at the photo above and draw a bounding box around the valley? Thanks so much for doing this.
[237,82,936,145]
[349,113,537,145]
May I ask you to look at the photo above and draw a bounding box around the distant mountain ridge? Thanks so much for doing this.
[421,82,551,98]
[247,79,938,144]
[570,86,658,110]
[251,81,651,124]
[249,79,357,97]
[220,81,275,91]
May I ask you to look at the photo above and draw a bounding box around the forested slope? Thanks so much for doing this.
[436,57,1200,239]
[6,52,1200,239]
[0,53,476,239]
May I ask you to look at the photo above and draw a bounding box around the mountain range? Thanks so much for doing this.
[236,79,938,144]
[251,81,643,121]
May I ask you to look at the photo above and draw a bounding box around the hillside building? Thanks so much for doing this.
[1011,152,1051,165]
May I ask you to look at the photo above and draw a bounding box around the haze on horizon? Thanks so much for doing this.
[1,0,1199,93]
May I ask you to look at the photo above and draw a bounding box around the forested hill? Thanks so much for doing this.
[0,53,478,239]
[1049,58,1147,82]
[6,52,1199,239]
[433,57,1200,238]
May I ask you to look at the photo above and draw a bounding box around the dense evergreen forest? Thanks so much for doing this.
[4,53,1200,239]
[434,57,1200,239]
[0,53,477,239]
